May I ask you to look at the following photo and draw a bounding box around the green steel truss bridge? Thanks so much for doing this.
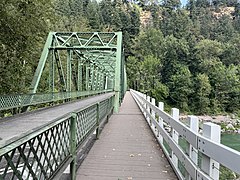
[0,32,240,180]
[0,32,126,113]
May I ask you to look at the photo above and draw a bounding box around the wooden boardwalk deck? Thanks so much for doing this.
[76,92,177,180]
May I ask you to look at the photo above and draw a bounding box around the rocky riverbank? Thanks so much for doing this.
[180,115,240,134]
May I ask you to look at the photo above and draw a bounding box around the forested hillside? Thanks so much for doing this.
[0,0,239,116]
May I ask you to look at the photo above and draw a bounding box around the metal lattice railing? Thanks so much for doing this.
[76,105,97,145]
[0,117,71,180]
[0,95,114,179]
[0,89,113,111]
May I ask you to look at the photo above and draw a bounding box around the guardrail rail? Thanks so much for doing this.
[130,89,240,180]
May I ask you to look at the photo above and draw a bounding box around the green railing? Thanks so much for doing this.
[0,89,113,111]
[0,94,114,179]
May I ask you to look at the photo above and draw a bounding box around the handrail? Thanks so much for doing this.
[130,89,240,180]
[0,94,114,179]
[0,89,113,111]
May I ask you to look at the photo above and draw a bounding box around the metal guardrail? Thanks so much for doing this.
[0,94,114,179]
[0,89,113,111]
[130,89,240,180]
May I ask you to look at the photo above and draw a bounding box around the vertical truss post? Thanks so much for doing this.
[124,65,127,94]
[86,63,89,91]
[78,60,83,91]
[105,76,108,90]
[100,71,103,90]
[55,50,67,92]
[114,32,122,112]
[67,50,72,92]
[49,50,55,93]
[90,64,94,91]
[96,67,99,90]
[89,63,94,90]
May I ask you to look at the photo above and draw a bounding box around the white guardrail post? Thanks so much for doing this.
[201,122,220,179]
[171,108,179,168]
[187,115,199,180]
[151,98,157,135]
[146,96,151,124]
[158,102,164,144]
[143,94,147,118]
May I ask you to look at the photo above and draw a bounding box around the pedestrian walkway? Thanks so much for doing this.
[76,92,177,180]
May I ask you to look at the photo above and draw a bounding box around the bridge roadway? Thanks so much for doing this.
[76,92,177,180]
[0,92,114,148]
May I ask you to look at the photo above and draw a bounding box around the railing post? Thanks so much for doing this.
[96,103,100,139]
[146,96,150,124]
[151,98,156,135]
[171,108,179,168]
[70,113,77,180]
[158,102,164,144]
[186,115,199,180]
[201,122,220,180]
[143,94,147,118]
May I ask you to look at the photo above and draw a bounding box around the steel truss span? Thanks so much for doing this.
[0,32,127,113]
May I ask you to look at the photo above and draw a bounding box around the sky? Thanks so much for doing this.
[181,0,188,6]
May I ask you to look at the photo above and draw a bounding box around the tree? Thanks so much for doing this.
[233,2,240,32]
[167,65,192,111]
[133,28,165,60]
[191,74,211,114]
[140,55,162,94]
[161,35,190,83]
[162,0,181,9]
[126,56,141,90]
[193,39,224,72]
[0,0,55,94]
[187,0,197,20]
[221,34,240,65]
[212,15,236,42]
[54,0,89,31]
[195,0,210,8]
[129,6,141,36]
[160,9,192,39]
[86,1,103,31]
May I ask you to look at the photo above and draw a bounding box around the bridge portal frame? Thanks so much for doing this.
[30,32,124,112]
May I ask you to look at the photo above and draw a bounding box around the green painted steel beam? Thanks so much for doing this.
[29,32,54,93]
[113,32,123,113]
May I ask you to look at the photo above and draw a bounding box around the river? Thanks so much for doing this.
[221,133,240,152]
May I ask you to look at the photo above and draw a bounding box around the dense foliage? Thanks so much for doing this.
[0,0,239,116]
[127,0,240,115]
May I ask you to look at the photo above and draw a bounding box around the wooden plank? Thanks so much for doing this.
[76,92,177,180]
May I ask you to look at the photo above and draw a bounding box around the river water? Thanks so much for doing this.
[221,133,240,152]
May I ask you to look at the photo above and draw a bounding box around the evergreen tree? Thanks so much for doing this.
[167,65,192,111]
[162,0,181,9]
[191,74,211,114]
[86,1,103,31]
